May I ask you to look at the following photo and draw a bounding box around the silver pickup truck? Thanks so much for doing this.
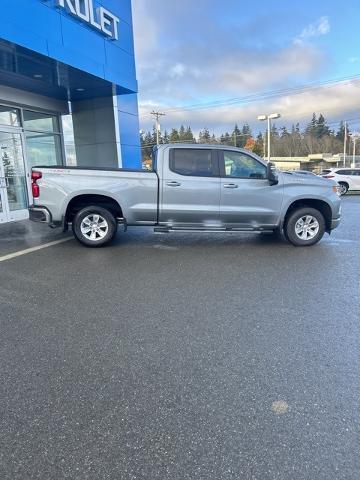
[29,144,341,247]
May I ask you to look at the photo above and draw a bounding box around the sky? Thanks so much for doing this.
[132,0,360,135]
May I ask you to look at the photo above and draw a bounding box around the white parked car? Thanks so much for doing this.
[320,168,360,195]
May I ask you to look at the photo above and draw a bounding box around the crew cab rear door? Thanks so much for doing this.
[159,147,221,226]
[219,149,283,227]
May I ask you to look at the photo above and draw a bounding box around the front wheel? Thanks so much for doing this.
[285,208,326,247]
[72,206,117,247]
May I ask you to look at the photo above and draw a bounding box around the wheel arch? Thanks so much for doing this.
[65,194,124,224]
[283,199,333,232]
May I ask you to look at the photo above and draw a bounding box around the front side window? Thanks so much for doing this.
[223,151,267,179]
[170,149,218,177]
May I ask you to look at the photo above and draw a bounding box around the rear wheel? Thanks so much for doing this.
[72,206,117,247]
[338,182,348,196]
[285,207,325,247]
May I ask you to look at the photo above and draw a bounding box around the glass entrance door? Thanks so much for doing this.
[0,130,29,223]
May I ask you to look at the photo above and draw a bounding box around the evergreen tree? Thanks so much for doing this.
[231,124,241,147]
[199,128,211,143]
[162,130,170,144]
[253,132,264,157]
[316,114,331,138]
[184,126,195,143]
[179,125,186,141]
[240,123,252,147]
[305,113,317,136]
[170,128,180,143]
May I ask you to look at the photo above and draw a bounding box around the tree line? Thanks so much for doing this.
[141,113,348,161]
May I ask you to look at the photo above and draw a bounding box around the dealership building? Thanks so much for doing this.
[0,0,141,224]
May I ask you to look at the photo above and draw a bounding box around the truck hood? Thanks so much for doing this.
[279,171,338,188]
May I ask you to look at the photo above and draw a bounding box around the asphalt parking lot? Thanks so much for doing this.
[0,196,360,480]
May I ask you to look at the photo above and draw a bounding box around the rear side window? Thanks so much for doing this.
[336,170,352,175]
[169,149,218,177]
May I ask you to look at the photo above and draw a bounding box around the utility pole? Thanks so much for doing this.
[150,111,166,146]
[343,121,347,167]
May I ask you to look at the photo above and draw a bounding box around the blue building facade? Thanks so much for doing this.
[0,0,141,223]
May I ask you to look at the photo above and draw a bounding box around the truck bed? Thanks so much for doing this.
[32,165,159,226]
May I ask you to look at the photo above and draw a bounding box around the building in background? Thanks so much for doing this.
[0,0,141,224]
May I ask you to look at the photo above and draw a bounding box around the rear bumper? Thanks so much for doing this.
[29,206,52,224]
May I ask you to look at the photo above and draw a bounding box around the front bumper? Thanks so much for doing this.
[331,216,341,230]
[29,206,52,224]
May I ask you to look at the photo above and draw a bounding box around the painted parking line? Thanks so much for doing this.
[0,237,73,263]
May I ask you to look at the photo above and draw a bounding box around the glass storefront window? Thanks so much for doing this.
[0,106,20,127]
[25,132,62,168]
[23,110,60,133]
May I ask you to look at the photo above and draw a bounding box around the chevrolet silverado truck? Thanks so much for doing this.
[29,144,341,247]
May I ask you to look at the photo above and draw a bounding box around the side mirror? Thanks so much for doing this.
[267,162,279,185]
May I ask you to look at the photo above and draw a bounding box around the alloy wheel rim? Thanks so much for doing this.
[80,214,109,241]
[295,215,319,241]
[339,184,347,195]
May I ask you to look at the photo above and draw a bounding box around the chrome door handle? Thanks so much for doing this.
[166,181,181,187]
[5,177,9,188]
[223,183,238,188]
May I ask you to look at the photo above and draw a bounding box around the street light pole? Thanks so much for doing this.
[257,113,281,162]
[349,132,360,168]
[267,117,271,162]
[343,121,347,167]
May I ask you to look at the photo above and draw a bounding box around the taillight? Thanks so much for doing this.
[31,171,42,198]
[323,175,335,179]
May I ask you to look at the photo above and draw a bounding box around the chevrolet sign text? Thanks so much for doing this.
[56,0,119,40]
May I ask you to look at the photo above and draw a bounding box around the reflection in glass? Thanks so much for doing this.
[25,132,63,168]
[0,106,20,127]
[62,114,77,166]
[0,132,28,212]
[23,110,59,132]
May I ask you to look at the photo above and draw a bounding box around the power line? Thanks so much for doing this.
[148,74,360,114]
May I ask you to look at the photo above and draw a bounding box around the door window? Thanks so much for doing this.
[169,149,218,177]
[222,151,267,179]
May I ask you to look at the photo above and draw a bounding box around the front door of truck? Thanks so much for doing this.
[219,150,283,227]
[159,147,221,226]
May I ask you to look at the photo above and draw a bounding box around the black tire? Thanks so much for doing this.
[285,207,326,247]
[72,206,117,247]
[338,182,348,196]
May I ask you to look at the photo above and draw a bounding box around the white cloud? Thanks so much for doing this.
[139,81,360,135]
[132,2,348,134]
[295,16,330,44]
